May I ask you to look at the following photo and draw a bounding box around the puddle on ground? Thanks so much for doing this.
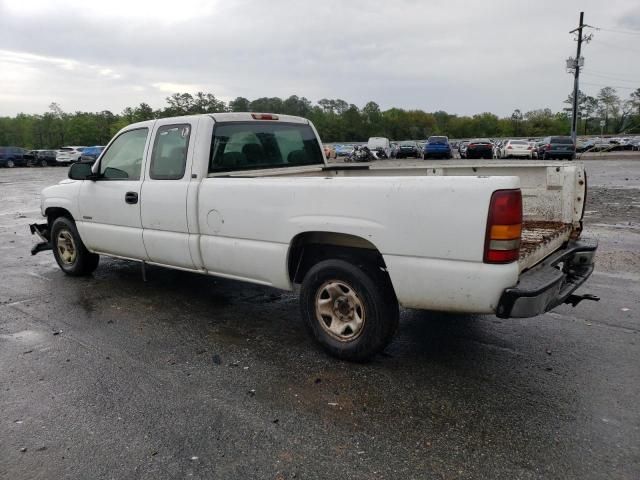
[0,329,49,344]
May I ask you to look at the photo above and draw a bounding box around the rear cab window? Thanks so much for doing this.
[550,137,574,145]
[209,122,324,173]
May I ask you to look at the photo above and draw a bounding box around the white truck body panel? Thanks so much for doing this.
[38,113,588,316]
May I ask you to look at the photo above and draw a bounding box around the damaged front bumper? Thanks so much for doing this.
[30,223,52,255]
[497,237,599,318]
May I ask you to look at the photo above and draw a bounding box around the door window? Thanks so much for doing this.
[99,128,148,180]
[149,124,190,180]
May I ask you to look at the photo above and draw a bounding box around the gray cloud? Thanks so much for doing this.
[0,0,638,117]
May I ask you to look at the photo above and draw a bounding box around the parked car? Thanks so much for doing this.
[79,146,105,163]
[0,146,28,167]
[499,139,533,159]
[576,138,609,153]
[35,150,59,166]
[458,141,469,158]
[423,136,452,159]
[367,137,391,159]
[30,112,597,361]
[465,139,494,159]
[56,146,86,165]
[395,141,422,159]
[529,142,539,159]
[390,142,400,159]
[538,136,575,160]
[323,145,337,160]
[335,144,354,157]
[23,150,41,166]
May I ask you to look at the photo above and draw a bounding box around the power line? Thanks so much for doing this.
[592,39,640,55]
[580,81,638,90]
[590,26,640,36]
[581,68,640,83]
[581,71,640,84]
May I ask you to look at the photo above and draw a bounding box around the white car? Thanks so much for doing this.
[56,146,87,165]
[499,139,533,159]
[30,113,598,361]
[367,137,391,159]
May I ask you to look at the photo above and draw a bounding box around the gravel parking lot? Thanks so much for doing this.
[1,160,639,479]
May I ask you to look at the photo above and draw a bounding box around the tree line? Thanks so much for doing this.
[1,87,639,148]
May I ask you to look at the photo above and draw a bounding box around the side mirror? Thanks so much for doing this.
[68,162,97,181]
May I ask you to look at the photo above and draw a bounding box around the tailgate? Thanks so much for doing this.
[520,221,573,270]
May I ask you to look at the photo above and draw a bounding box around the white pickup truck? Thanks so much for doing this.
[31,113,598,360]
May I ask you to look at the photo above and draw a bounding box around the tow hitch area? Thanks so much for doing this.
[29,223,52,255]
[564,293,600,307]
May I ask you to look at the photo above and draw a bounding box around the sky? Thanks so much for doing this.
[0,0,639,117]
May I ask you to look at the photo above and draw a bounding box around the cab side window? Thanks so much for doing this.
[100,128,148,180]
[150,124,191,180]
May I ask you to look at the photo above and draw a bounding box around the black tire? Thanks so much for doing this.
[51,216,99,276]
[40,159,48,167]
[300,259,399,361]
[7,159,15,168]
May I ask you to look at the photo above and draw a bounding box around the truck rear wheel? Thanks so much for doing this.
[51,216,99,276]
[300,259,399,361]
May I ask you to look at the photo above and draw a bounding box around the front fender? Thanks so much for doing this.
[41,181,81,219]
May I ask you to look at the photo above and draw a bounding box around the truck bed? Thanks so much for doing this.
[216,159,584,272]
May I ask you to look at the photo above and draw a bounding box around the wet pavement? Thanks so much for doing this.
[1,161,639,479]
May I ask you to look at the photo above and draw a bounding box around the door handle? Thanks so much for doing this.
[125,191,139,204]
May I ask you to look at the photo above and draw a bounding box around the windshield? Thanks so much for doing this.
[551,137,574,144]
[428,136,448,144]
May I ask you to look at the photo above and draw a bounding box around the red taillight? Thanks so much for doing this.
[484,189,522,264]
[507,145,513,149]
[468,143,476,148]
[545,144,552,150]
[251,113,278,120]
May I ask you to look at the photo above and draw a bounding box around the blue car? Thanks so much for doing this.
[79,145,105,162]
[423,136,452,159]
[0,146,28,167]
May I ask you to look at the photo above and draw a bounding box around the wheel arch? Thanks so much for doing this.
[287,231,389,285]
[45,207,74,226]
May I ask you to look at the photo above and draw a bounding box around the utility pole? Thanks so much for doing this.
[568,12,590,145]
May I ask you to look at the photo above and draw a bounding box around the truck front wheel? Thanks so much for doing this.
[51,216,99,276]
[300,259,399,361]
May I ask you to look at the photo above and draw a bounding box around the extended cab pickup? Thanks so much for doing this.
[31,113,598,360]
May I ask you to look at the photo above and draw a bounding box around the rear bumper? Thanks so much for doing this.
[496,238,598,318]
[424,150,450,157]
[466,149,493,158]
[549,152,574,158]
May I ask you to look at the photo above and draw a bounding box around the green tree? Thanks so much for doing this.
[229,97,250,112]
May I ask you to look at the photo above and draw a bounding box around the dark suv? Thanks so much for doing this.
[0,147,28,167]
[395,141,422,159]
[538,136,575,160]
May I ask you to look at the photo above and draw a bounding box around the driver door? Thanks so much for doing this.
[77,126,151,259]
